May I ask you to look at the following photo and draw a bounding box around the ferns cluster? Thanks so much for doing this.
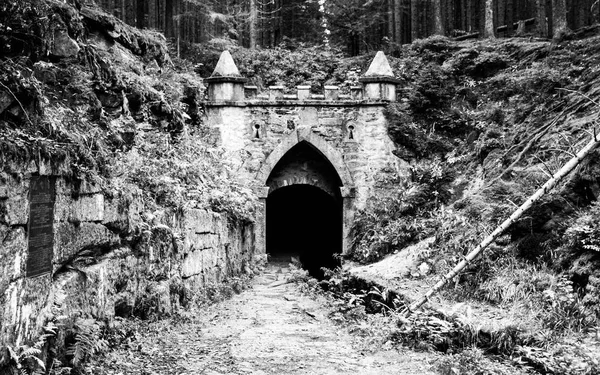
[1,319,109,375]
[66,320,109,369]
[3,322,58,375]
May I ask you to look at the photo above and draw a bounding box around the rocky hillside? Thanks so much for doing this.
[345,34,600,375]
[1,2,263,373]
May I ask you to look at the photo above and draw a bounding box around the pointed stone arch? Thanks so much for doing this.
[256,128,354,191]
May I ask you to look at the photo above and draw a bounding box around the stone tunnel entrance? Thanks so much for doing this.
[265,141,343,278]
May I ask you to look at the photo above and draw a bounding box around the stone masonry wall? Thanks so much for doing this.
[0,170,260,347]
[206,102,407,208]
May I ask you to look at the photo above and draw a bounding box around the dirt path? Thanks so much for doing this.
[96,262,437,375]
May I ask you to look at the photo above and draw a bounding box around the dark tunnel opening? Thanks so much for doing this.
[266,185,342,279]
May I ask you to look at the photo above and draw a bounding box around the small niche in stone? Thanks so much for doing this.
[26,176,56,277]
[348,125,355,140]
[254,124,261,138]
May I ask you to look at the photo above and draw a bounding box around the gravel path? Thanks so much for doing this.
[96,261,437,375]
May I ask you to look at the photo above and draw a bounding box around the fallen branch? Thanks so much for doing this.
[405,128,600,315]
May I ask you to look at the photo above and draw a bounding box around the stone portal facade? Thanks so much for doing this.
[203,51,407,254]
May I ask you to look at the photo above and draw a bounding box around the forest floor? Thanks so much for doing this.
[90,260,438,375]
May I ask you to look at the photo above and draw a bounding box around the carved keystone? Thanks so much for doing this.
[205,51,247,102]
[359,51,400,101]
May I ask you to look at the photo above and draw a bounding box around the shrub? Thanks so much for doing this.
[436,347,520,375]
[350,163,455,263]
[540,275,598,333]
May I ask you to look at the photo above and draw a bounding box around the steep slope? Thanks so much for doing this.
[0,2,262,372]
[346,36,600,374]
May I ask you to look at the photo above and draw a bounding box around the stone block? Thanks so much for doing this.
[50,30,80,58]
[297,86,311,100]
[103,195,142,231]
[0,197,29,225]
[181,250,203,278]
[324,86,339,101]
[188,233,219,251]
[269,86,284,100]
[54,194,104,222]
[54,222,120,265]
[55,178,103,195]
[0,227,27,285]
[72,194,104,222]
[181,209,218,234]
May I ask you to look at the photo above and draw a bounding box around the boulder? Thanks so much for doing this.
[51,30,80,58]
[0,90,13,115]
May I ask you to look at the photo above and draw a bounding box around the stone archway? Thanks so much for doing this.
[254,130,356,272]
[256,128,354,188]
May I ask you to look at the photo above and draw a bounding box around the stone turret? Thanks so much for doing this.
[205,51,247,102]
[359,51,399,101]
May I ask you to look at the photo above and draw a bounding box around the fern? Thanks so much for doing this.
[66,320,109,369]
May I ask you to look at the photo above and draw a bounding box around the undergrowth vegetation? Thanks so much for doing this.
[333,35,600,374]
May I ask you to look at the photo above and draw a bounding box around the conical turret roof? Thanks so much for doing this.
[210,50,241,77]
[364,51,394,77]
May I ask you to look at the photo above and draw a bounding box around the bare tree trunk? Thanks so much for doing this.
[394,0,403,42]
[552,0,569,39]
[505,0,514,36]
[433,0,443,34]
[411,0,419,41]
[484,0,496,37]
[387,0,395,40]
[406,131,600,314]
[536,0,548,37]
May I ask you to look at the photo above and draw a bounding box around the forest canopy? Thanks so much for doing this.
[92,0,600,55]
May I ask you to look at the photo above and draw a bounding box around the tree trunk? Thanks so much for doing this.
[552,0,569,39]
[505,0,514,36]
[433,0,443,34]
[136,0,145,28]
[407,132,600,314]
[536,0,548,37]
[387,0,395,40]
[411,0,419,41]
[484,0,496,37]
[394,0,403,43]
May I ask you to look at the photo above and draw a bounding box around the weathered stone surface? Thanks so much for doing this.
[0,227,27,290]
[51,30,80,57]
[103,194,142,231]
[33,61,57,84]
[0,197,29,225]
[55,194,104,222]
[0,89,13,114]
[54,222,120,265]
[181,250,203,278]
[55,178,103,195]
[2,275,52,346]
[0,174,29,199]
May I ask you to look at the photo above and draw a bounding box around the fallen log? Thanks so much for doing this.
[405,128,600,315]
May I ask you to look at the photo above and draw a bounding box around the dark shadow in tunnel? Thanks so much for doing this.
[266,185,342,279]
